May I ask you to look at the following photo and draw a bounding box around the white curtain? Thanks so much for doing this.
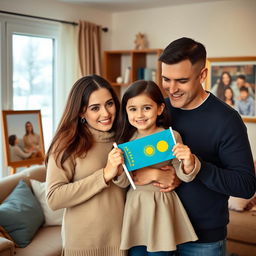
[55,23,80,127]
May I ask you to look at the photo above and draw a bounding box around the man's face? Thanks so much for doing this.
[236,78,245,88]
[161,60,207,109]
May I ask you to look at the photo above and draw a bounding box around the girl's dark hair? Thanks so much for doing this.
[216,71,232,101]
[45,74,120,169]
[115,80,170,144]
[8,135,16,146]
[224,87,235,106]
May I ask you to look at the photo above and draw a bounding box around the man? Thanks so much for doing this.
[158,37,256,255]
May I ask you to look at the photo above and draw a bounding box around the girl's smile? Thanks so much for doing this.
[126,93,164,136]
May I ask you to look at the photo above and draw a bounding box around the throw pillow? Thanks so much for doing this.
[0,226,14,243]
[229,192,256,212]
[244,196,256,211]
[228,196,251,211]
[30,179,64,226]
[0,180,44,248]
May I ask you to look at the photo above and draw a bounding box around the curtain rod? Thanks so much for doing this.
[0,10,108,32]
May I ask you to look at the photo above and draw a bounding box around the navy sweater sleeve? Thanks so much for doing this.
[166,94,256,242]
[197,110,256,198]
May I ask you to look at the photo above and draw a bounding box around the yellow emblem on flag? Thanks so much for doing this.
[144,145,155,156]
[157,140,169,152]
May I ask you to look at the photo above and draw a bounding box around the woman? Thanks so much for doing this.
[23,121,42,157]
[45,75,126,256]
[216,71,233,101]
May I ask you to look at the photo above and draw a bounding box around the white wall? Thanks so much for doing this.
[0,0,113,50]
[111,0,256,158]
[111,0,256,54]
[0,0,255,158]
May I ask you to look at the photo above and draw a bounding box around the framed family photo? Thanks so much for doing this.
[205,57,256,123]
[2,110,45,172]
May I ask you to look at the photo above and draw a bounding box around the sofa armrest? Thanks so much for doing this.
[0,237,15,256]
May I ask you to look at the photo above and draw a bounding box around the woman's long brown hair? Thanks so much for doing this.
[45,75,120,169]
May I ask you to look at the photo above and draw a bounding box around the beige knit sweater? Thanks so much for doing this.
[46,128,127,256]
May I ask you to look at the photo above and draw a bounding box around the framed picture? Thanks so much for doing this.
[205,57,256,123]
[1,110,45,170]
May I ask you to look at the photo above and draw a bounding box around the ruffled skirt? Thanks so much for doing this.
[120,184,197,252]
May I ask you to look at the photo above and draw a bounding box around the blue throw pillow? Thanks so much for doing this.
[0,180,45,247]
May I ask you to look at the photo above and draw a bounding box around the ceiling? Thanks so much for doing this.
[59,0,225,13]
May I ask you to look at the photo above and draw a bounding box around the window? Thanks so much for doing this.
[0,15,60,176]
[12,34,54,149]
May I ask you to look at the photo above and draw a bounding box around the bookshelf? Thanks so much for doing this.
[103,49,163,97]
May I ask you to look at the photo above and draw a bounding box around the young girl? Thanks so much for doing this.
[45,75,126,256]
[114,80,201,256]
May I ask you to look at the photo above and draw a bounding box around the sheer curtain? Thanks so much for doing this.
[78,20,102,76]
[55,23,80,127]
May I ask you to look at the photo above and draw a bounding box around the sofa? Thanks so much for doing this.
[227,209,256,256]
[0,165,62,256]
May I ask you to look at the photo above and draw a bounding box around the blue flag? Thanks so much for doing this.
[117,127,176,172]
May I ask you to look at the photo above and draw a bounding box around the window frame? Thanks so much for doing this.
[0,14,60,176]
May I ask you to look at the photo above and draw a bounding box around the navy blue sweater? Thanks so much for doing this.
[165,93,256,242]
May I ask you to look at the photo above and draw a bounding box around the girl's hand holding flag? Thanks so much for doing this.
[172,143,196,174]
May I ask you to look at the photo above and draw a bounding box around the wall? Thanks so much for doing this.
[111,0,256,158]
[0,0,113,51]
[0,0,113,176]
[0,0,255,158]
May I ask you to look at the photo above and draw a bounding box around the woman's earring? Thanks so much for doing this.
[80,117,86,124]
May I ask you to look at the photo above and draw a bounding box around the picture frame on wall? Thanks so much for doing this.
[2,110,45,173]
[205,57,256,123]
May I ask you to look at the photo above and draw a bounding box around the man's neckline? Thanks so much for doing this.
[180,92,210,110]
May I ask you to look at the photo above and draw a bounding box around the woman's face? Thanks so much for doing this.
[26,122,33,133]
[222,73,231,86]
[82,88,116,132]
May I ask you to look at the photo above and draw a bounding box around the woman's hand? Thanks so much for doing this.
[103,148,124,182]
[172,143,195,174]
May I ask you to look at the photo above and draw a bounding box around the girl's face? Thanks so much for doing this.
[126,93,164,135]
[224,88,233,100]
[82,88,116,132]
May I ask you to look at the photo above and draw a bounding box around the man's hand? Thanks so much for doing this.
[132,165,181,192]
[132,167,157,185]
[152,165,181,192]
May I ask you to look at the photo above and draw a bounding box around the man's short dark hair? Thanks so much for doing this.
[159,37,207,66]
[8,135,16,146]
[237,74,246,81]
